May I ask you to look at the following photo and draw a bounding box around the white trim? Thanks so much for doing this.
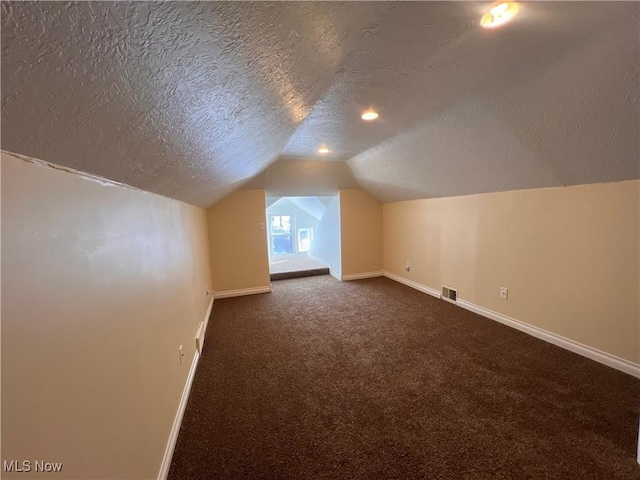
[158,350,200,480]
[383,272,640,379]
[202,296,214,340]
[214,285,271,299]
[341,271,383,281]
[455,299,640,379]
[382,271,440,298]
[329,269,342,281]
[440,296,458,305]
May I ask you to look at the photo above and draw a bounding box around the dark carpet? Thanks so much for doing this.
[270,268,330,281]
[169,276,640,479]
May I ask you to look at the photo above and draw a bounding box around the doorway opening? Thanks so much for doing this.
[266,196,338,280]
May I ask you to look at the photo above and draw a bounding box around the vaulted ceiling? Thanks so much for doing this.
[2,2,638,207]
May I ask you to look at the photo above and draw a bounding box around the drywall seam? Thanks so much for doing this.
[383,272,640,378]
[341,271,383,281]
[214,286,272,299]
[383,271,441,298]
[157,350,200,480]
[1,149,150,192]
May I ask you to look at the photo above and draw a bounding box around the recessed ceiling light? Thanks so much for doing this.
[318,146,330,154]
[361,110,379,121]
[481,2,518,29]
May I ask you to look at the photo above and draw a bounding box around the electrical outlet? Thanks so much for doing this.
[405,261,411,272]
[205,286,211,296]
[259,222,265,231]
[178,345,184,366]
[500,287,508,299]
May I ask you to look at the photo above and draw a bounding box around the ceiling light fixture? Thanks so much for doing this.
[318,146,330,154]
[481,2,518,28]
[361,110,379,121]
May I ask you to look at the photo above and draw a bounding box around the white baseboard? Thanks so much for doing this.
[157,296,217,479]
[383,271,640,379]
[383,271,440,298]
[456,299,640,378]
[158,350,200,480]
[440,296,458,306]
[214,285,271,299]
[202,296,214,342]
[341,271,383,281]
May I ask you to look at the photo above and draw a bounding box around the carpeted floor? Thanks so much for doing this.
[169,276,640,479]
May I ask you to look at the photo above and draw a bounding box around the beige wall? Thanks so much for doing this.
[340,189,383,276]
[1,152,213,479]
[383,180,640,364]
[207,189,270,293]
[207,189,380,284]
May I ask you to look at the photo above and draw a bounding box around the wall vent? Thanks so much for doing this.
[441,285,458,302]
[195,321,205,354]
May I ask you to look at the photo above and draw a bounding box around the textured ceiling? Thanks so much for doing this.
[2,2,638,207]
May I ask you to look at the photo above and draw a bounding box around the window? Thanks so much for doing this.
[297,228,313,252]
[270,215,294,255]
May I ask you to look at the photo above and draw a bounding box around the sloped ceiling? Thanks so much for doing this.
[267,196,327,221]
[1,2,638,207]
